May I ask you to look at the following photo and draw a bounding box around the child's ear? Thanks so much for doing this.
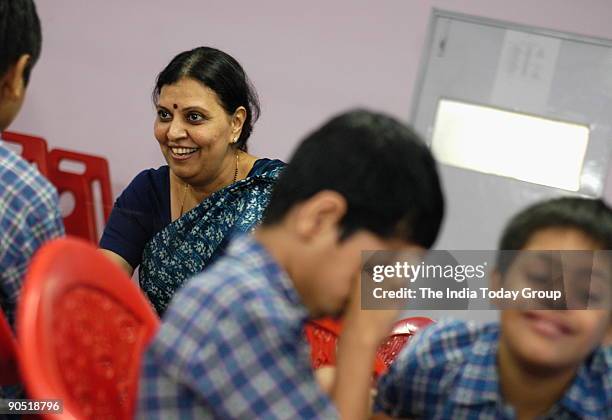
[490,268,503,289]
[605,319,612,346]
[293,190,347,241]
[489,269,503,309]
[1,54,30,101]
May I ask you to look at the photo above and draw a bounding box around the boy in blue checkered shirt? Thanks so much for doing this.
[0,0,65,403]
[374,197,612,420]
[137,109,445,419]
[0,0,64,329]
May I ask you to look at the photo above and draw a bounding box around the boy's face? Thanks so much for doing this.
[282,191,419,317]
[296,229,413,317]
[280,190,423,317]
[500,228,611,371]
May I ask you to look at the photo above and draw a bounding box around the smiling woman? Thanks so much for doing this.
[99,47,285,315]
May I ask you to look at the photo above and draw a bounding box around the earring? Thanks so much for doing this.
[233,137,238,143]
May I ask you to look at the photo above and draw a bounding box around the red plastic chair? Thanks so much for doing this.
[304,318,387,375]
[1,131,49,176]
[17,237,159,419]
[47,149,113,242]
[376,316,435,373]
[0,309,19,385]
[304,318,342,368]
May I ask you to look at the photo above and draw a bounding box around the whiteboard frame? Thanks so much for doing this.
[410,8,612,125]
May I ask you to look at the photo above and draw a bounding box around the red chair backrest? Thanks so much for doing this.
[376,316,435,373]
[0,309,19,385]
[1,131,49,176]
[304,318,341,368]
[17,237,159,419]
[304,318,387,375]
[390,316,435,334]
[305,316,435,378]
[47,149,113,242]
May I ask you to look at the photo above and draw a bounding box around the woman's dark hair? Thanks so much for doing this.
[0,0,42,86]
[262,109,445,248]
[153,47,260,151]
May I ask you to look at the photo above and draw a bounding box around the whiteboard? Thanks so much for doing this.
[411,9,612,251]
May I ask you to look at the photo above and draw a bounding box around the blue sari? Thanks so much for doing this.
[139,159,284,315]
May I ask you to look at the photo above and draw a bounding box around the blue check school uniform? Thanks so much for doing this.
[0,143,64,402]
[375,319,611,420]
[137,234,338,419]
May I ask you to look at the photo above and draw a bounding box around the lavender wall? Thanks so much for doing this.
[12,0,612,202]
[9,0,612,323]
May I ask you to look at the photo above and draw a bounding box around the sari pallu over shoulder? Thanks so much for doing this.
[139,160,284,316]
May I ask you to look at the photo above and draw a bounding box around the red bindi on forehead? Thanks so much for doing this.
[173,104,178,109]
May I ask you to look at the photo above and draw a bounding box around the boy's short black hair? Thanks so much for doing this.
[0,0,42,85]
[262,109,444,248]
[497,197,612,273]
[499,197,612,250]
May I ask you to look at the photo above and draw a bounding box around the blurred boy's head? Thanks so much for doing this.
[261,109,444,316]
[0,0,42,130]
[496,197,612,371]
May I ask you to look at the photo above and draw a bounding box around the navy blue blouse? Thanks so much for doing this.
[100,159,280,268]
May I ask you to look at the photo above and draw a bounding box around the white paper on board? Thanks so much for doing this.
[491,30,561,111]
